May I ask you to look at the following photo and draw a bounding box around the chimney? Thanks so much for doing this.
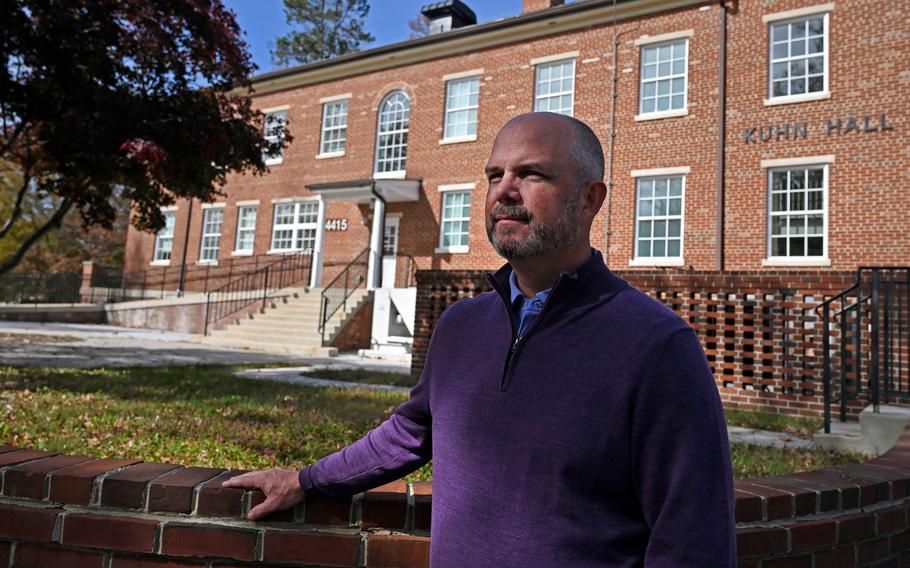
[420,1,477,35]
[522,0,565,14]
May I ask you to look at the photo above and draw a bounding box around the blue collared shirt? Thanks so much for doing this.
[509,270,552,338]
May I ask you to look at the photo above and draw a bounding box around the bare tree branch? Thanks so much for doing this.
[0,174,32,240]
[0,198,73,276]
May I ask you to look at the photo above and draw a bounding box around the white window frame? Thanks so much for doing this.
[630,175,686,267]
[269,200,319,254]
[435,183,474,254]
[197,205,224,264]
[262,107,288,166]
[318,97,349,157]
[442,76,480,143]
[765,10,830,106]
[763,162,830,266]
[635,32,690,121]
[152,209,177,265]
[233,205,257,256]
[533,58,575,117]
[374,91,410,178]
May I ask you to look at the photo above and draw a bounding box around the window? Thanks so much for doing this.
[375,91,410,175]
[153,210,176,262]
[443,77,480,140]
[635,176,684,260]
[262,109,287,165]
[439,191,471,250]
[319,100,348,155]
[769,14,827,99]
[270,201,318,252]
[199,207,223,262]
[534,59,575,116]
[639,40,688,115]
[768,166,826,258]
[234,206,257,253]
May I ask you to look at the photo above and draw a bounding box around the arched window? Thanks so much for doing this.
[374,91,410,175]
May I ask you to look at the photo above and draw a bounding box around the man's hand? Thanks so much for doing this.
[221,468,305,521]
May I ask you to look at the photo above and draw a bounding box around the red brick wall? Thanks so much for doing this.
[122,0,909,282]
[3,431,910,567]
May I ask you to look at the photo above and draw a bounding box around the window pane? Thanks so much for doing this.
[772,43,788,59]
[772,238,787,256]
[808,76,824,92]
[772,62,789,80]
[638,240,650,257]
[653,240,666,257]
[667,240,680,257]
[639,220,652,238]
[808,17,824,35]
[807,237,823,256]
[790,237,805,256]
[808,37,824,53]
[654,220,666,238]
[772,23,788,42]
[807,215,823,235]
[669,198,682,215]
[808,191,823,210]
[668,219,681,238]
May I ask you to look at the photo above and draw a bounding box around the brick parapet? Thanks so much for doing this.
[2,429,910,566]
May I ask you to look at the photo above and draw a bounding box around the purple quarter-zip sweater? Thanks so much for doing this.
[299,250,736,567]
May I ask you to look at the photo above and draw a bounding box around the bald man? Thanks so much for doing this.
[226,113,736,567]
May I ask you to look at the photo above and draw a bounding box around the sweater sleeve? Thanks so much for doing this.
[631,327,736,567]
[297,371,432,496]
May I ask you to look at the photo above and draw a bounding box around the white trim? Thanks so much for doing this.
[439,135,478,145]
[264,157,284,166]
[435,245,470,254]
[763,3,834,23]
[230,250,254,257]
[319,93,352,103]
[385,212,403,219]
[149,260,171,267]
[442,68,484,81]
[200,202,226,209]
[271,196,320,204]
[260,104,291,113]
[634,109,689,122]
[195,260,218,266]
[234,199,260,206]
[160,205,178,212]
[761,155,835,168]
[762,257,831,267]
[438,182,476,192]
[763,91,831,106]
[530,51,580,65]
[634,29,694,46]
[316,151,345,159]
[266,249,314,256]
[630,166,691,177]
[628,257,686,267]
[373,170,407,180]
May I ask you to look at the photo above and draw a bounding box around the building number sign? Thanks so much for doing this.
[324,218,348,231]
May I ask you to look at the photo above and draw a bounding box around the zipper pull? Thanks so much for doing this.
[511,336,520,353]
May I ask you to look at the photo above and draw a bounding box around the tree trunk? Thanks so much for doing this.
[0,198,73,276]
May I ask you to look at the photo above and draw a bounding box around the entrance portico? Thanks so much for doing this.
[305,179,421,290]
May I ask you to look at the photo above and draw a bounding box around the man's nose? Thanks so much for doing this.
[493,173,522,203]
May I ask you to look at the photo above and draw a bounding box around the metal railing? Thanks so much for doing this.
[319,248,370,343]
[818,267,910,433]
[97,252,299,303]
[203,251,314,335]
[0,272,82,304]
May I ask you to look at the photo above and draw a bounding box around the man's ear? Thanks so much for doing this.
[580,180,607,222]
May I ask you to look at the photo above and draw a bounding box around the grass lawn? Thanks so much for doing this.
[301,367,418,388]
[0,366,862,480]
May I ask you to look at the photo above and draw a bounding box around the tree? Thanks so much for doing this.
[0,0,287,276]
[271,0,375,67]
[408,13,430,39]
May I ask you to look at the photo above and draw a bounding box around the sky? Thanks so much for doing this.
[222,0,523,75]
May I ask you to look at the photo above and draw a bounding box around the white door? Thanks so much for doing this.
[381,217,399,288]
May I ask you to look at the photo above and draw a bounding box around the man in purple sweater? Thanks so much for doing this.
[225,112,736,566]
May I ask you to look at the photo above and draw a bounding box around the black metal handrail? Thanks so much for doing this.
[0,272,82,304]
[203,251,314,335]
[319,248,370,343]
[817,267,910,433]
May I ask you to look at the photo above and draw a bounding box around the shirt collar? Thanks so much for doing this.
[509,269,552,306]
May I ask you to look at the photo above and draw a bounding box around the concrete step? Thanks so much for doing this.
[209,329,324,343]
[203,335,336,357]
[814,405,910,456]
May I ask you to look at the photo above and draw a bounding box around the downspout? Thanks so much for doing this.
[604,0,619,256]
[715,0,728,271]
[177,198,193,296]
[370,181,387,287]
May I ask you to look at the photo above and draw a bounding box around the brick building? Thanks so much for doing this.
[121,0,908,417]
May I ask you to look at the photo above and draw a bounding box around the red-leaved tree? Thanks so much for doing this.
[0,0,287,275]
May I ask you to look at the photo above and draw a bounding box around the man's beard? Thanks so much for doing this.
[486,191,581,261]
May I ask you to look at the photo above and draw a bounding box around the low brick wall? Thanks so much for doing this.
[2,430,910,567]
[412,269,909,421]
[0,304,106,324]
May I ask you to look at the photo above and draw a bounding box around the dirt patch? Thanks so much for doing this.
[0,333,83,344]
